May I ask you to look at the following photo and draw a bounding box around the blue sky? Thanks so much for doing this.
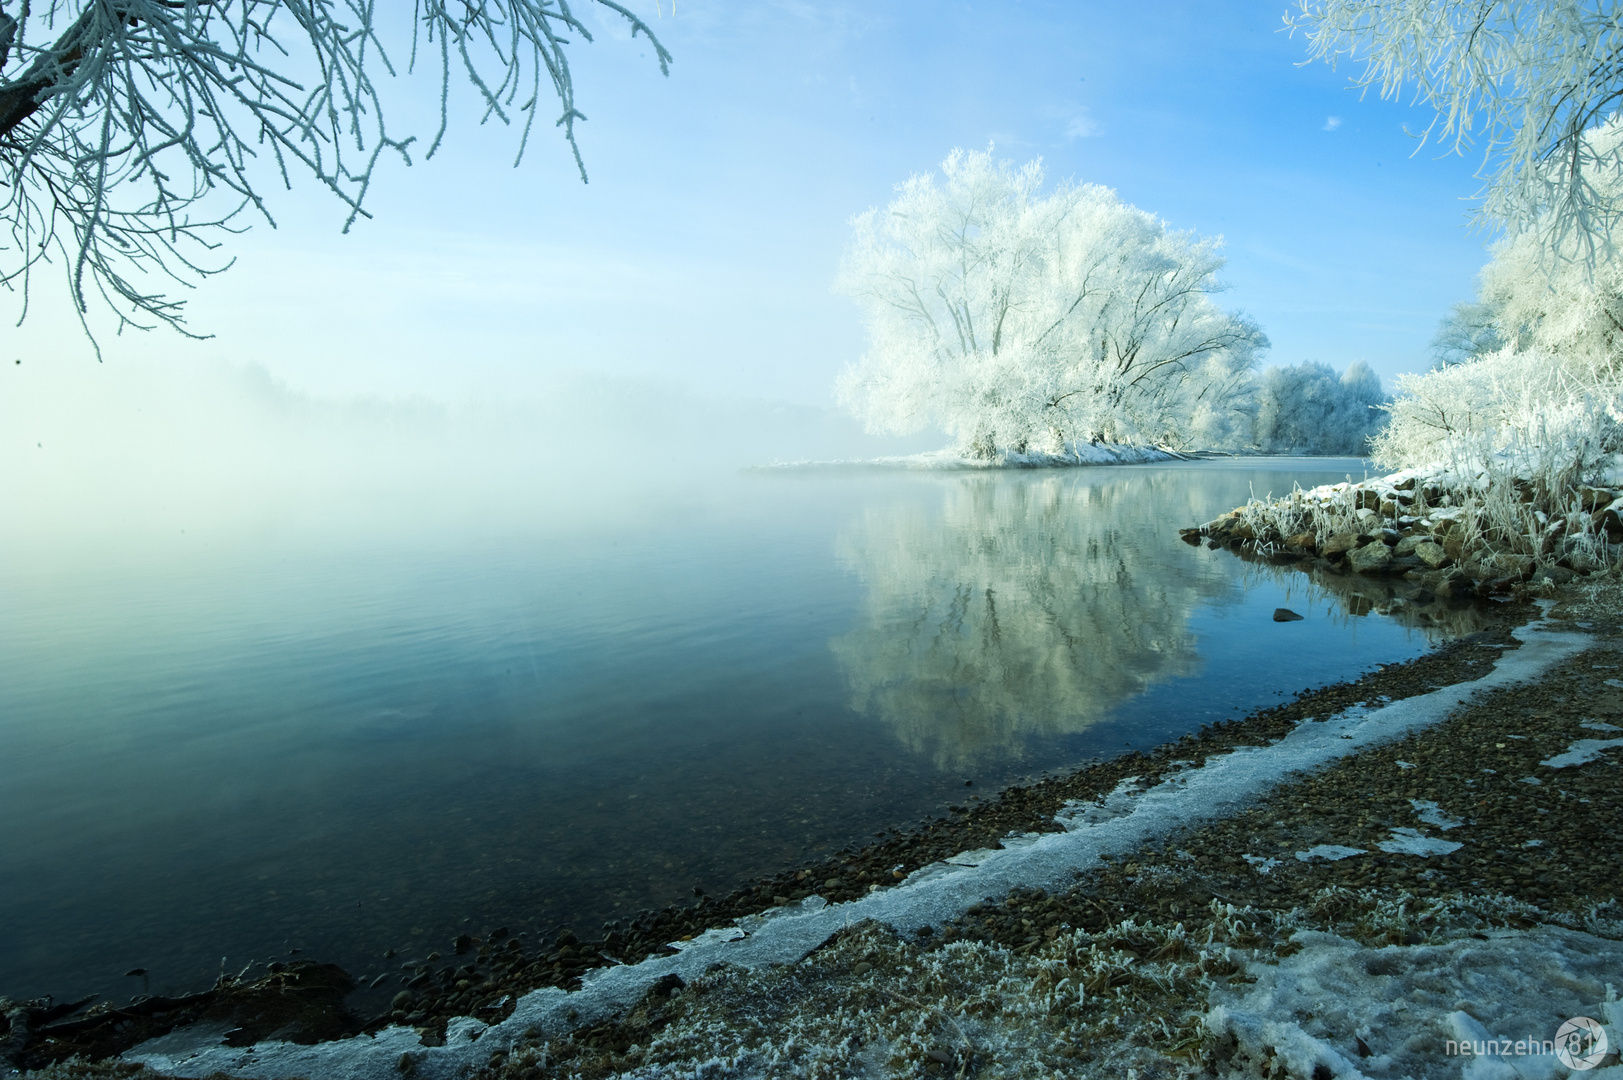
[12,0,1495,409]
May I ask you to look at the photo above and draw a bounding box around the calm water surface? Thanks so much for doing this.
[2,459,1444,1005]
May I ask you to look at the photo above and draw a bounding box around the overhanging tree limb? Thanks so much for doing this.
[0,0,670,349]
[1286,0,1623,266]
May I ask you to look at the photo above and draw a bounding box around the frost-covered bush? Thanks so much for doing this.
[836,149,1266,457]
[1374,348,1623,481]
[1253,360,1389,455]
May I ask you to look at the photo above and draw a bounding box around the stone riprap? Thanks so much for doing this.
[1182,467,1623,600]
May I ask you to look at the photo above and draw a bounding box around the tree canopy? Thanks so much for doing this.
[835,149,1266,458]
[1288,0,1623,263]
[0,1,668,343]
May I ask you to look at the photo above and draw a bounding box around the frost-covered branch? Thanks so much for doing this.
[0,1,670,347]
[1286,0,1623,265]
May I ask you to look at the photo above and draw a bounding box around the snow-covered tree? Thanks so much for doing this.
[1479,208,1623,383]
[1253,360,1389,455]
[1288,0,1623,263]
[1420,124,1623,387]
[0,2,669,342]
[835,149,1267,458]
[1430,300,1509,368]
[1376,199,1623,481]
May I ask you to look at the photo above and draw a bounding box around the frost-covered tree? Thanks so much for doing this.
[1479,204,1623,381]
[1287,0,1623,263]
[835,149,1267,458]
[1376,200,1623,483]
[1421,126,1623,386]
[1430,300,1509,368]
[0,1,669,342]
[1253,360,1389,455]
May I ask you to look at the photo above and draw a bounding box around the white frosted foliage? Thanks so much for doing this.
[835,149,1266,458]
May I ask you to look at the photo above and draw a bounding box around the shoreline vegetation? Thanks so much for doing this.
[766,443,1227,470]
[1184,464,1623,602]
[9,577,1623,1078]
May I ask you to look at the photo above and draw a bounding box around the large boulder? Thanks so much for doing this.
[1493,553,1534,579]
[1322,532,1361,556]
[1348,542,1394,574]
[1413,541,1450,569]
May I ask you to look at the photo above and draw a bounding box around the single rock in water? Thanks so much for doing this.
[1272,608,1304,622]
[853,962,873,976]
[391,990,414,1011]
[824,878,843,890]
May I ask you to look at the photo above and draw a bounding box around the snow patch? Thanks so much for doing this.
[1411,799,1465,830]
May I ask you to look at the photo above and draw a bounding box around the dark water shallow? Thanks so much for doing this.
[2,459,1446,1007]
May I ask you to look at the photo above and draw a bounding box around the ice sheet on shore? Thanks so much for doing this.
[1377,827,1464,857]
[1295,844,1368,862]
[1540,737,1623,768]
[1208,926,1623,1080]
[124,619,1591,1080]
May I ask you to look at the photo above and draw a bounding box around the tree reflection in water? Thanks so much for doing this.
[831,471,1240,767]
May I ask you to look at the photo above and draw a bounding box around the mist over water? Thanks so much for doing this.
[2,362,1437,1010]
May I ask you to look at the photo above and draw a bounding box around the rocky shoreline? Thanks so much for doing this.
[1182,470,1623,602]
[12,577,1623,1077]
